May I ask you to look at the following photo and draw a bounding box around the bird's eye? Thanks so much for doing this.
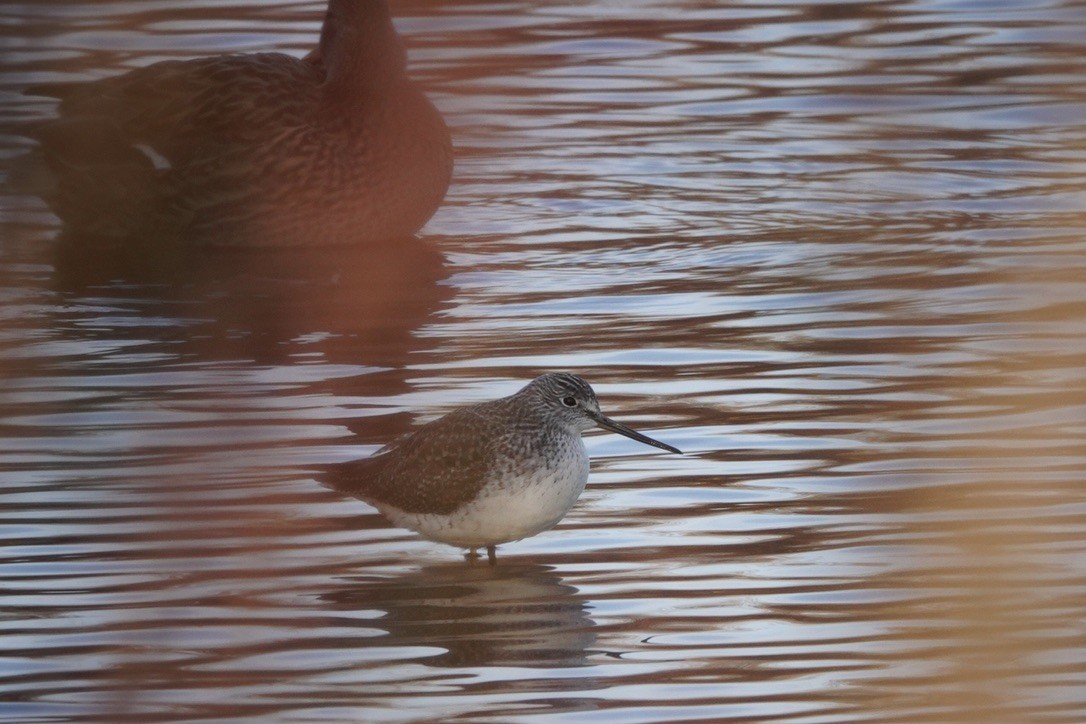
[561,396,577,407]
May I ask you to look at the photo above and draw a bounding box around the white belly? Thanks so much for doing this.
[377,445,590,548]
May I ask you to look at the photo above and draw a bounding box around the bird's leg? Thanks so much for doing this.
[486,544,497,566]
[465,548,479,565]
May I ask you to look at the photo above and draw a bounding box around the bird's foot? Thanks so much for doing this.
[463,546,497,566]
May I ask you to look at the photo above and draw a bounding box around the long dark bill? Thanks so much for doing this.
[592,412,682,454]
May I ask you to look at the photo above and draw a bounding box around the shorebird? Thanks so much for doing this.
[14,0,452,247]
[324,373,681,564]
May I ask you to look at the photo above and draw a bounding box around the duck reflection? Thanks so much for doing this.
[49,234,451,369]
[323,563,596,668]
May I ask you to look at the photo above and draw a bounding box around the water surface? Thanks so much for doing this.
[1,0,1085,721]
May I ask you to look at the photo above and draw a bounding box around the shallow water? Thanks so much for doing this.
[1,0,1085,721]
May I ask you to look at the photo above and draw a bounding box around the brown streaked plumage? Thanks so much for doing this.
[17,0,452,247]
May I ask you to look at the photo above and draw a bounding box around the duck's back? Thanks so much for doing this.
[39,53,321,157]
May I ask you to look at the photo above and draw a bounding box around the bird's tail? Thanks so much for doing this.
[318,455,384,500]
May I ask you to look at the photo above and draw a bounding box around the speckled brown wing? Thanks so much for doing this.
[327,404,513,516]
[38,53,322,160]
[27,54,324,239]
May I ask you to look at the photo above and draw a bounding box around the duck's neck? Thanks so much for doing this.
[318,0,407,100]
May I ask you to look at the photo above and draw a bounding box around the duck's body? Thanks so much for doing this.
[324,373,682,563]
[18,0,451,246]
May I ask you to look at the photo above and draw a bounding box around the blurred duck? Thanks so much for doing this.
[15,0,452,247]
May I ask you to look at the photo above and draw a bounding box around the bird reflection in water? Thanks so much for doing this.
[323,564,597,669]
